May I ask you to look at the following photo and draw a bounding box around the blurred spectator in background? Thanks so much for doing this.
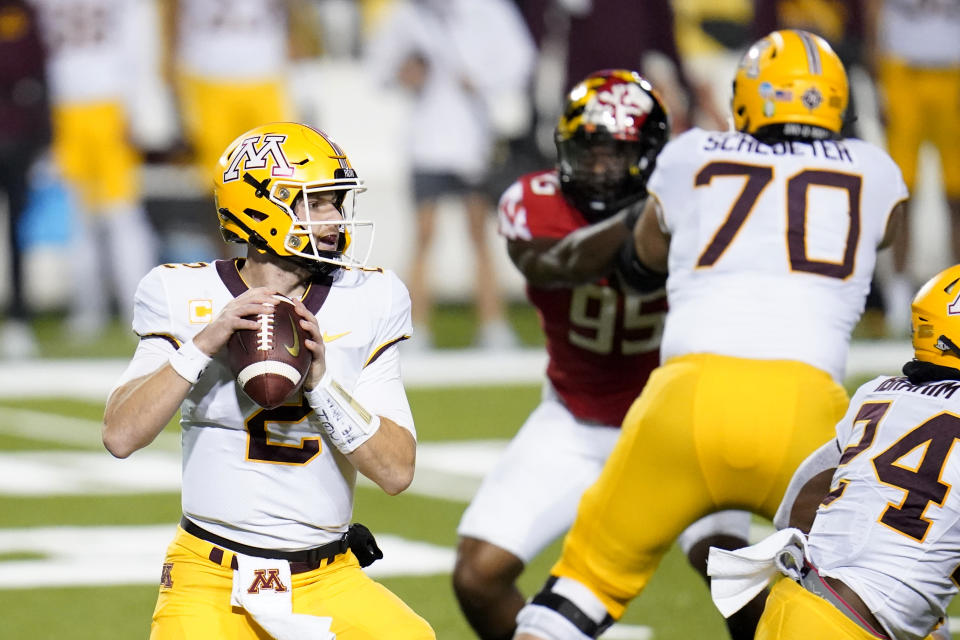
[161,0,318,241]
[0,0,49,358]
[366,0,536,351]
[32,0,157,341]
[866,0,960,337]
[519,0,727,135]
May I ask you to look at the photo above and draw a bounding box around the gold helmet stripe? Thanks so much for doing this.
[797,31,822,75]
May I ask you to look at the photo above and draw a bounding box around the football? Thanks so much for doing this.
[227,295,312,409]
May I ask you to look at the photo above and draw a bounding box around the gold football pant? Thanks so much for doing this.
[177,75,291,177]
[551,353,848,618]
[756,578,882,640]
[150,526,435,640]
[52,101,141,212]
[880,57,960,197]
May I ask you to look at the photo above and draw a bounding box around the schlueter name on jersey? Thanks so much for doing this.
[701,132,853,163]
[874,376,960,398]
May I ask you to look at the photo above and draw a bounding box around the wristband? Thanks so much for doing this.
[168,339,213,384]
[305,372,381,454]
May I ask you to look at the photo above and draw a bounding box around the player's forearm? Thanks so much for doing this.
[515,212,632,287]
[102,366,190,458]
[347,418,417,495]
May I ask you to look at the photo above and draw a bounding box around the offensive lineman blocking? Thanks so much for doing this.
[103,123,434,640]
[454,69,759,640]
[515,30,908,639]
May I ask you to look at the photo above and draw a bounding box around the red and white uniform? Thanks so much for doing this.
[457,169,746,562]
[497,169,665,426]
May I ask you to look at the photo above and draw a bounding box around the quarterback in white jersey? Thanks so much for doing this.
[515,30,907,640]
[104,123,434,640]
[125,260,412,549]
[711,264,960,640]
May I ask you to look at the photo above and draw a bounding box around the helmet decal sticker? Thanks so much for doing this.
[584,83,654,136]
[801,87,823,111]
[223,134,295,182]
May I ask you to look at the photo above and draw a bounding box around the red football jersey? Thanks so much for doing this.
[498,169,665,426]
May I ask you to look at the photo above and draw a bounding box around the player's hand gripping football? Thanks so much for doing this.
[289,296,327,390]
[192,287,280,356]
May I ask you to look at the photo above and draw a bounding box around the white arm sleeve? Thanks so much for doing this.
[354,345,415,437]
[773,439,842,530]
[108,336,176,398]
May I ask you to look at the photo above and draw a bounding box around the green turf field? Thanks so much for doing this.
[2,308,956,639]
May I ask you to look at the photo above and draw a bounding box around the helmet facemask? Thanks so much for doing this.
[279,180,373,274]
[557,137,652,220]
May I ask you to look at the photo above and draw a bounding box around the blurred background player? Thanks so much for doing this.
[102,122,434,639]
[162,0,317,256]
[0,0,50,358]
[514,29,908,640]
[865,0,960,336]
[454,69,762,640]
[31,0,157,340]
[365,0,536,350]
[711,264,960,640]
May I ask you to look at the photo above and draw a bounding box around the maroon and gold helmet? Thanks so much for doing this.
[555,69,670,221]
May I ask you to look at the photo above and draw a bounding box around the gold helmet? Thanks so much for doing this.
[911,265,960,368]
[731,29,848,139]
[214,122,371,274]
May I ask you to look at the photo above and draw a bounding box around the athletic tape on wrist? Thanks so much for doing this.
[168,339,213,384]
[305,373,381,454]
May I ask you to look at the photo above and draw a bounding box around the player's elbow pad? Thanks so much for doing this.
[615,237,667,292]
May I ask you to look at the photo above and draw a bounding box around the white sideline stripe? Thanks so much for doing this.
[0,440,508,499]
[0,340,916,400]
[0,406,179,451]
[0,525,454,588]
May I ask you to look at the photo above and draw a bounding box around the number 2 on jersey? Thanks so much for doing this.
[695,161,862,279]
[245,397,320,465]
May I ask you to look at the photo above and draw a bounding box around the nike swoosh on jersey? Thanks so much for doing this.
[284,316,300,357]
[322,330,352,343]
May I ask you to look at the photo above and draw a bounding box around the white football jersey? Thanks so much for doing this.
[648,128,907,381]
[807,374,960,640]
[121,260,414,550]
[31,0,133,103]
[176,0,288,80]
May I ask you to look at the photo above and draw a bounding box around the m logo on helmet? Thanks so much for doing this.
[223,134,295,183]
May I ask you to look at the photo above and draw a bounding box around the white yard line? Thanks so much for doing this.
[0,438,505,500]
[0,525,454,587]
[0,340,914,401]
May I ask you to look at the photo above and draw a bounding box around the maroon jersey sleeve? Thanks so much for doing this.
[498,170,665,427]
